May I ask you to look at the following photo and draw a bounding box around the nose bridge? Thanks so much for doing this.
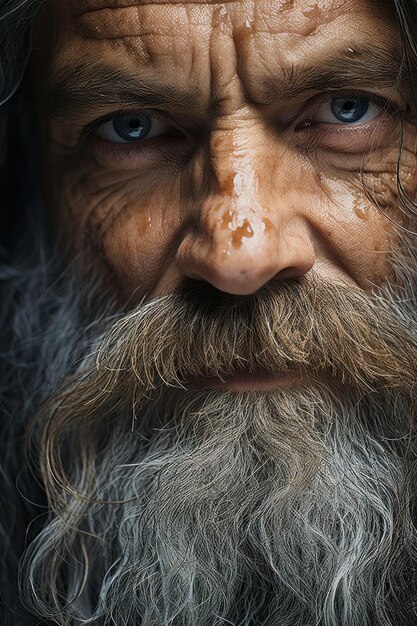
[210,118,261,196]
[205,124,278,251]
[177,120,316,295]
[213,137,258,200]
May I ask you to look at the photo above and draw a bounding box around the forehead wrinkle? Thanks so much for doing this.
[71,0,242,19]
[77,6,150,40]
[60,0,361,47]
[68,1,331,55]
[73,3,215,44]
[251,0,345,34]
[70,6,210,73]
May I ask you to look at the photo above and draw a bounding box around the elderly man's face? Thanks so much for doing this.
[34,0,412,308]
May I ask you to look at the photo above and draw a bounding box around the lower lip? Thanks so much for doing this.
[195,370,300,392]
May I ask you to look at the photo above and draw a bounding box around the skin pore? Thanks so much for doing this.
[32,0,416,308]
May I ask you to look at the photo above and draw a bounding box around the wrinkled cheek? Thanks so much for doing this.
[312,175,395,288]
[49,154,184,298]
[395,124,417,231]
[359,146,417,282]
[96,186,183,297]
[362,124,417,229]
[45,160,100,247]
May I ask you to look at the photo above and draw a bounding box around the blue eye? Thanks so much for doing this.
[330,97,369,123]
[113,114,152,141]
[94,112,171,143]
[308,96,382,126]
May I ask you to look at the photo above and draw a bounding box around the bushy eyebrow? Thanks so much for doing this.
[264,46,409,102]
[46,66,199,118]
[45,45,410,121]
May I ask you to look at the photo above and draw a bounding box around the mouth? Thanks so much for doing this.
[193,369,302,392]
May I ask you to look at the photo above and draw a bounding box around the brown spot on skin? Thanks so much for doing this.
[352,193,369,221]
[301,2,322,36]
[353,205,368,221]
[220,210,255,248]
[222,173,235,196]
[135,212,154,235]
[221,209,234,229]
[231,219,254,249]
[234,21,252,48]
[263,218,273,233]
[302,3,321,19]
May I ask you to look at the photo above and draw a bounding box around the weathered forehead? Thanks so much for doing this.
[50,0,397,63]
[65,0,341,12]
[60,0,347,33]
[48,0,396,70]
[51,0,385,64]
[39,0,399,117]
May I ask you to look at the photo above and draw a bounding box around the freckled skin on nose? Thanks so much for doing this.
[217,153,259,252]
[221,211,254,250]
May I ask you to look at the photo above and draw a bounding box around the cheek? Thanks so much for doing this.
[358,125,417,229]
[87,181,183,296]
[49,152,183,296]
[307,174,395,287]
[392,128,417,229]
[300,125,417,288]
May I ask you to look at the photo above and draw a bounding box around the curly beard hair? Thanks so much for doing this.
[1,225,417,626]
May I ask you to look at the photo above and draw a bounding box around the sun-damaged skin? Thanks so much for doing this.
[32,0,417,303]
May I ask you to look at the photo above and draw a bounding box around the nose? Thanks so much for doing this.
[177,128,316,295]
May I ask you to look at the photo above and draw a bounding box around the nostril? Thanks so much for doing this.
[275,266,304,281]
[177,215,316,295]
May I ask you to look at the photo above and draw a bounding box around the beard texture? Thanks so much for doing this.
[14,260,417,626]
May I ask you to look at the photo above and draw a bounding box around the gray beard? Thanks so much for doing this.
[3,234,417,626]
[21,385,417,626]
